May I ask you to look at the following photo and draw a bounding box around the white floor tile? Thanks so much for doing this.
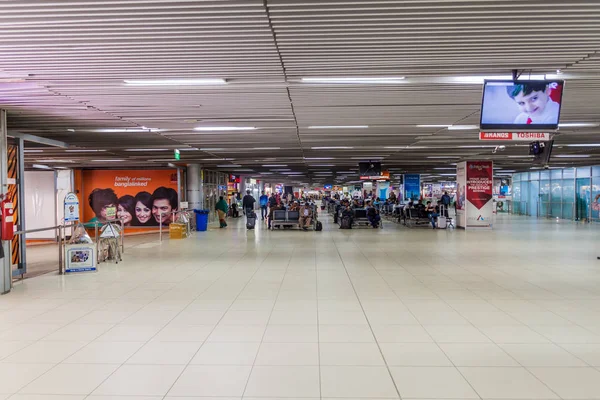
[92,364,184,396]
[152,324,214,342]
[0,341,34,360]
[127,341,202,364]
[245,366,320,397]
[207,324,265,342]
[529,367,600,399]
[318,310,369,325]
[371,325,433,343]
[459,367,559,399]
[319,324,375,342]
[3,341,87,364]
[191,342,260,365]
[320,366,399,398]
[0,363,54,394]
[169,365,251,396]
[269,310,318,325]
[500,343,588,366]
[560,343,600,366]
[390,367,479,399]
[381,343,453,366]
[424,325,491,343]
[479,325,551,344]
[255,342,319,365]
[96,324,164,342]
[263,324,318,342]
[65,341,144,364]
[21,364,119,395]
[320,342,385,366]
[440,343,519,367]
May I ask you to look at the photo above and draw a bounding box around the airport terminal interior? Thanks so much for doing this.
[0,1,600,399]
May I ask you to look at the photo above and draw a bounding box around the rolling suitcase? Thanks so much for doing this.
[437,216,447,229]
[340,217,352,229]
[246,211,257,230]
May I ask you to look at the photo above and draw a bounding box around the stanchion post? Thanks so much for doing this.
[119,219,124,253]
[58,225,63,275]
[159,213,163,242]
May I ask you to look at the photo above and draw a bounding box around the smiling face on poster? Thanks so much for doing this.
[83,170,178,227]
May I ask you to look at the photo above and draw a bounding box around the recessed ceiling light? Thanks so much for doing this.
[32,164,51,170]
[416,125,452,128]
[93,128,159,133]
[452,74,545,84]
[67,128,75,132]
[311,146,354,149]
[252,147,280,150]
[307,126,368,129]
[558,123,600,128]
[194,127,256,131]
[65,149,106,153]
[24,150,44,153]
[554,154,591,158]
[124,78,227,86]
[302,77,405,84]
[447,125,480,130]
[124,148,169,152]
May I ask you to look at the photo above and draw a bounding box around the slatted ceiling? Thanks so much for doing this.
[5,1,600,180]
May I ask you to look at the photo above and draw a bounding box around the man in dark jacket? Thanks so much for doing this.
[242,190,256,215]
[440,191,451,217]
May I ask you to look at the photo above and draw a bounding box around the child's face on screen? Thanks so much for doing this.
[513,88,550,117]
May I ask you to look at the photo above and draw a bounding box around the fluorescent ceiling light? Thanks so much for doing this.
[124,148,169,152]
[351,157,385,160]
[558,123,599,128]
[200,148,224,151]
[304,157,334,160]
[554,154,591,158]
[458,145,496,148]
[427,156,461,159]
[308,126,368,129]
[65,149,106,153]
[416,125,452,128]
[302,77,404,84]
[310,164,335,167]
[94,128,159,133]
[91,159,125,162]
[566,144,600,147]
[507,155,533,158]
[36,159,74,163]
[252,147,280,150]
[496,170,516,172]
[199,158,233,161]
[194,127,256,131]
[262,164,287,167]
[453,74,545,84]
[259,172,274,175]
[439,173,457,176]
[311,146,354,149]
[32,164,51,170]
[271,169,291,171]
[24,150,44,153]
[217,164,242,167]
[282,172,304,175]
[433,168,456,170]
[448,125,480,130]
[179,148,199,151]
[124,78,226,86]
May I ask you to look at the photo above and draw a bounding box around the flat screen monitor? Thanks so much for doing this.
[359,162,382,177]
[480,80,564,131]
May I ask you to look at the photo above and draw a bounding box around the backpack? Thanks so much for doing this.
[315,221,323,231]
[340,217,352,229]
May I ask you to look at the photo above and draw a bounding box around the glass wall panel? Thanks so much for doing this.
[528,180,539,216]
[593,166,600,177]
[540,179,550,217]
[577,167,591,178]
[563,168,575,179]
[576,178,591,221]
[550,179,562,218]
[562,178,575,220]
[540,170,550,180]
[551,169,562,180]
[592,177,600,221]
[529,171,539,181]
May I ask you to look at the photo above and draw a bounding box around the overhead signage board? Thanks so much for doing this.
[479,132,552,141]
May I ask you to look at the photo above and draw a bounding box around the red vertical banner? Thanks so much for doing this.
[7,144,19,266]
[465,161,493,228]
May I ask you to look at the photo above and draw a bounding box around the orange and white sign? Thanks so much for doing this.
[479,132,552,141]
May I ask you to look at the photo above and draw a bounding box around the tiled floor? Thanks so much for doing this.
[1,213,600,399]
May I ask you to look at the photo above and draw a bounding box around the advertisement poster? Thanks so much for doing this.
[65,244,97,273]
[64,192,80,222]
[82,170,178,227]
[456,162,467,227]
[465,161,493,229]
[403,174,420,201]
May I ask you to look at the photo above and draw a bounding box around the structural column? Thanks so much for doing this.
[186,164,203,210]
[0,110,10,294]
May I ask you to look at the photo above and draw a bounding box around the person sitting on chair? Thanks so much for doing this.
[426,201,438,229]
[365,200,381,228]
[298,202,313,231]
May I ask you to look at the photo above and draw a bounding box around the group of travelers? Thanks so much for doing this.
[403,191,452,228]
[217,190,318,230]
[330,197,381,229]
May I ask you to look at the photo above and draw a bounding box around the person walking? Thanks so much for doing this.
[242,190,256,216]
[441,191,451,217]
[259,191,269,220]
[215,196,229,228]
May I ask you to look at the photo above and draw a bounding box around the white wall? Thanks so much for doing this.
[24,170,56,239]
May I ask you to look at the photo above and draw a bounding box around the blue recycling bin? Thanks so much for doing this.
[194,209,209,232]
